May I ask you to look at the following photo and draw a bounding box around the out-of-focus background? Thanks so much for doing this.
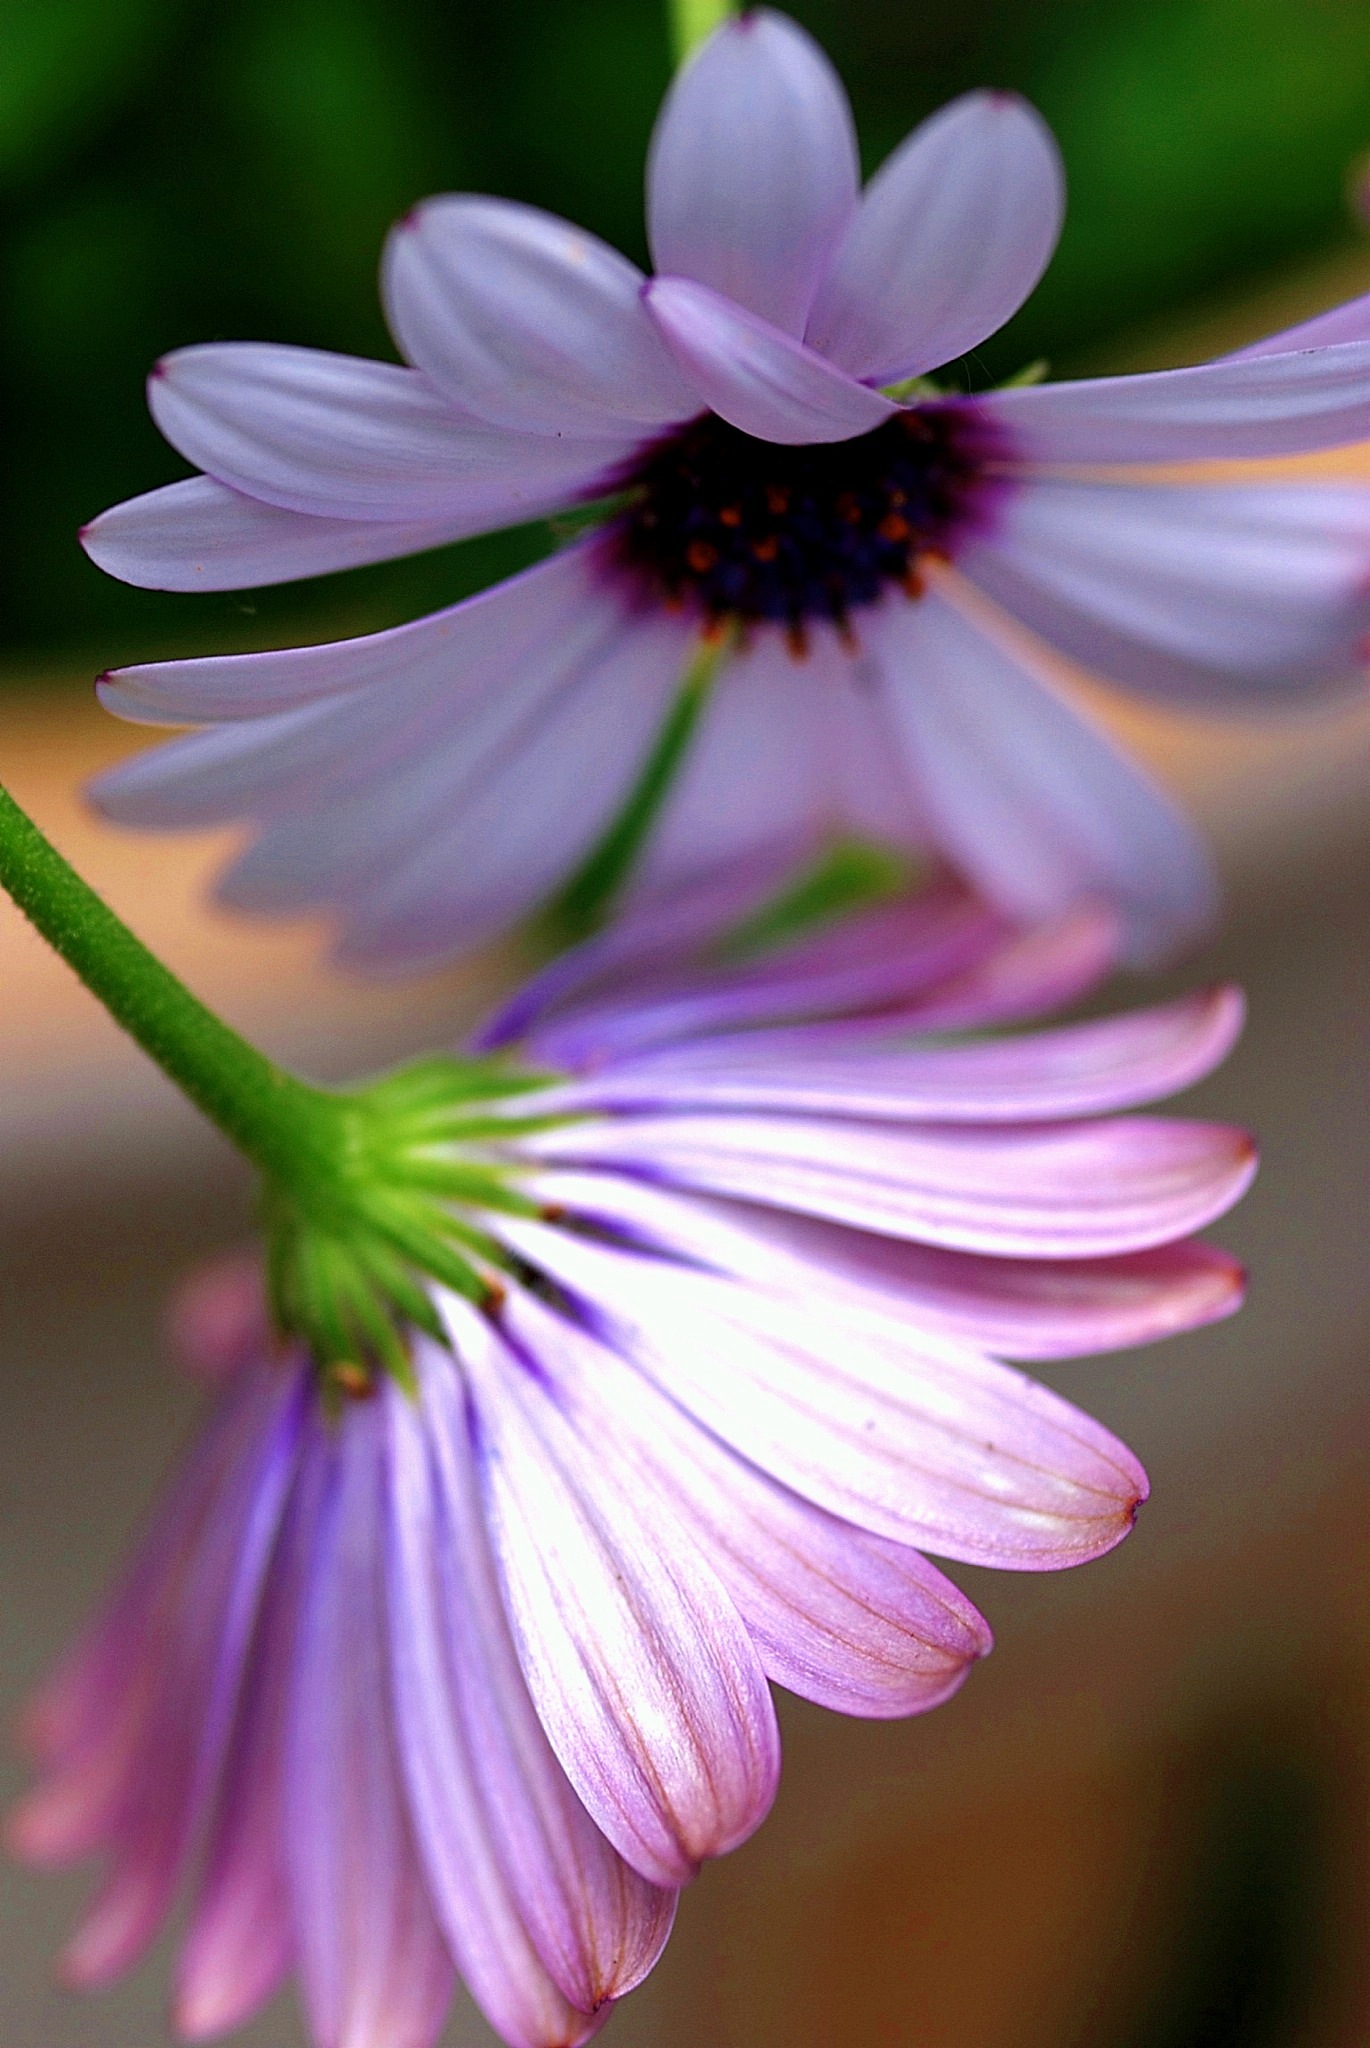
[3,0,1370,2043]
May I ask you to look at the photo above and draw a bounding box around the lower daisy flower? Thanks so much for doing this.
[10,875,1254,2048]
[83,9,1370,968]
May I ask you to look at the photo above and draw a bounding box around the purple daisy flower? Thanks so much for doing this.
[81,9,1370,972]
[11,878,1253,2048]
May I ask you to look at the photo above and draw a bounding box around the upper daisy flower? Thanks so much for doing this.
[84,8,1370,969]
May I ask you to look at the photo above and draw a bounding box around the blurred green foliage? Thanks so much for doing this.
[2,0,1370,667]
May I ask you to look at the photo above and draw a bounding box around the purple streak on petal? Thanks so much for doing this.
[647,8,858,336]
[806,91,1065,384]
[490,1223,1148,1571]
[383,196,697,435]
[174,1399,322,2041]
[80,475,481,594]
[983,341,1370,461]
[515,1170,1246,1362]
[384,1356,673,2044]
[962,479,1370,707]
[542,987,1245,1123]
[448,1296,780,1888]
[502,1308,992,1716]
[873,582,1219,965]
[645,278,895,443]
[1224,287,1370,359]
[97,541,598,727]
[286,1401,455,2048]
[16,1366,304,1991]
[148,342,635,521]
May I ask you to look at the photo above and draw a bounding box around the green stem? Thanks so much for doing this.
[535,632,727,950]
[669,0,736,66]
[0,782,338,1185]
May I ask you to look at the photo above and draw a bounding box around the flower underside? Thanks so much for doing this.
[602,403,1004,643]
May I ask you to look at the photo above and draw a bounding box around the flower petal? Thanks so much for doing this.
[449,1296,780,1888]
[543,986,1245,1122]
[514,1169,1246,1363]
[1225,287,1370,359]
[96,540,597,727]
[492,1222,1147,1571]
[384,1356,673,2044]
[806,91,1064,384]
[519,1312,993,1717]
[80,475,479,593]
[874,579,1220,965]
[646,277,895,444]
[383,196,697,435]
[521,1103,1255,1260]
[286,1404,455,2048]
[963,478,1370,706]
[148,342,634,520]
[985,339,1370,461]
[647,7,858,336]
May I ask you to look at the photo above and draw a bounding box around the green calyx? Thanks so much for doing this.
[258,1053,567,1397]
[0,779,570,1401]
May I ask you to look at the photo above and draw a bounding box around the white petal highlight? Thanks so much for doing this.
[647,7,858,336]
[807,90,1065,384]
[646,277,896,444]
[383,196,697,435]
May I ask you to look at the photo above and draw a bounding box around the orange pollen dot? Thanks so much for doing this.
[753,534,781,562]
[786,621,810,659]
[718,504,743,527]
[836,492,861,524]
[686,539,719,573]
[330,1361,377,1401]
[878,512,911,543]
[765,484,791,515]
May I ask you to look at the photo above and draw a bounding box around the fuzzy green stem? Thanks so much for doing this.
[0,782,339,1184]
[669,0,735,65]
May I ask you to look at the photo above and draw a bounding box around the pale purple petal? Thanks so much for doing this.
[806,90,1065,384]
[384,1355,673,2044]
[148,342,634,520]
[286,1404,455,2048]
[1225,287,1370,359]
[963,478,1370,706]
[873,581,1220,964]
[448,1295,780,1889]
[645,278,896,444]
[492,1223,1147,1571]
[510,1311,993,1716]
[984,340,1370,461]
[80,475,481,594]
[887,906,1118,1033]
[383,196,697,435]
[520,1103,1255,1260]
[513,1169,1246,1362]
[646,8,858,336]
[542,987,1246,1123]
[96,541,597,727]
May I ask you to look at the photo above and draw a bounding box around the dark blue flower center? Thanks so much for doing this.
[601,402,1005,644]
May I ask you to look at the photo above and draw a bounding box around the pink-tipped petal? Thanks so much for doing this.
[80,475,480,593]
[645,277,896,444]
[493,1223,1147,1572]
[383,196,697,435]
[647,8,858,336]
[964,479,1370,706]
[450,1297,780,1889]
[148,342,634,521]
[286,1407,455,2048]
[807,90,1065,384]
[515,1169,1246,1363]
[874,581,1219,965]
[985,338,1370,461]
[384,1357,673,2045]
